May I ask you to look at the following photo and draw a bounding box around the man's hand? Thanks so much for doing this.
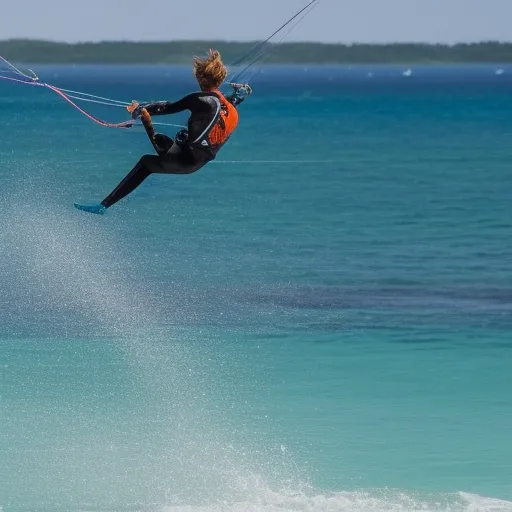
[127,100,143,119]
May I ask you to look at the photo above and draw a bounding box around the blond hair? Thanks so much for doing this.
[193,49,228,91]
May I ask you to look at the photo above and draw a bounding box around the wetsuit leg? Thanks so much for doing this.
[153,134,174,156]
[100,146,208,209]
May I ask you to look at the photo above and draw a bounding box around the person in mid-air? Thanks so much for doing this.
[74,50,252,215]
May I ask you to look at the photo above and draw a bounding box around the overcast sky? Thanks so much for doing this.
[2,0,511,44]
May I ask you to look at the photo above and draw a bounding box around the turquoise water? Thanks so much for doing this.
[1,65,512,511]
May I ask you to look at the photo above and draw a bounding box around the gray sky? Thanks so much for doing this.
[2,0,511,44]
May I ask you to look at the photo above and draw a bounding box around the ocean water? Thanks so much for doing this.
[0,64,511,511]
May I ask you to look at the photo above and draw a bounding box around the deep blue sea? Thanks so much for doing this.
[1,64,511,511]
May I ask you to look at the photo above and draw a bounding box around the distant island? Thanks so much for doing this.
[2,39,512,65]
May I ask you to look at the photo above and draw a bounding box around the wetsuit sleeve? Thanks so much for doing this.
[143,94,196,116]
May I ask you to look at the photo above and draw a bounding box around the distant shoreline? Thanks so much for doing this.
[2,40,512,65]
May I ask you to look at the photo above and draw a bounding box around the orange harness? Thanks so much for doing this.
[208,89,239,149]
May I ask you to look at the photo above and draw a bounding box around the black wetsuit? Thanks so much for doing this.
[101,91,244,209]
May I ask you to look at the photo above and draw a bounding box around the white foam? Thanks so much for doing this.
[158,489,512,512]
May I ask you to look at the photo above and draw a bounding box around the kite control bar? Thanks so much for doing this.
[228,82,253,98]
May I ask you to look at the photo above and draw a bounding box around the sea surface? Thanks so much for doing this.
[0,64,511,511]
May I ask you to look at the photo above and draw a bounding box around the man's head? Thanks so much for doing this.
[193,49,228,91]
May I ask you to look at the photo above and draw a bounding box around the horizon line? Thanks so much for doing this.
[2,38,512,46]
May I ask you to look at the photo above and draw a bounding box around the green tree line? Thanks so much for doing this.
[1,39,512,64]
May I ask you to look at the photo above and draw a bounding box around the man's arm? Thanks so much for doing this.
[129,94,196,118]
